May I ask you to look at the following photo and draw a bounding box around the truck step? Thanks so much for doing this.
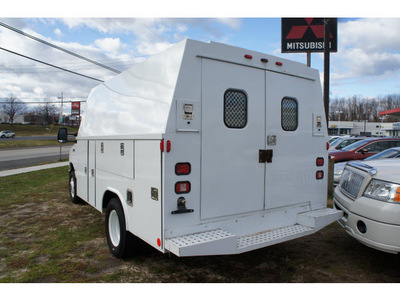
[165,208,343,257]
[165,229,236,257]
[297,208,343,231]
[237,224,313,253]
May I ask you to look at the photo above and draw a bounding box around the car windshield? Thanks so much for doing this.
[340,139,372,151]
[330,137,344,147]
[365,148,400,160]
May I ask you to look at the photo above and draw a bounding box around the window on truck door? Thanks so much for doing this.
[224,89,247,129]
[281,97,298,131]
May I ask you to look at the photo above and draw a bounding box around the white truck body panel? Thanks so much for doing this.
[68,39,342,257]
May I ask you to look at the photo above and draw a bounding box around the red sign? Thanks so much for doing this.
[71,102,80,115]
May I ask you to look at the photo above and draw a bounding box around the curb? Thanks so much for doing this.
[0,162,69,177]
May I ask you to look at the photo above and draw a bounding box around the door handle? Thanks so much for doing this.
[259,149,273,163]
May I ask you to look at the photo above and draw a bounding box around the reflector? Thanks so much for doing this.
[316,171,324,180]
[316,157,324,166]
[175,181,191,194]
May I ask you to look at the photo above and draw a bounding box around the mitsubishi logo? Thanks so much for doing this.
[286,18,332,40]
[281,18,337,53]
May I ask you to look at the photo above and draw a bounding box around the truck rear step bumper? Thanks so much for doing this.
[164,208,342,257]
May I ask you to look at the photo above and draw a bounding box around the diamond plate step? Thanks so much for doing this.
[297,208,343,230]
[165,229,236,257]
[237,224,313,253]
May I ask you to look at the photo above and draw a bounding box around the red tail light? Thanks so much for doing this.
[316,157,324,166]
[160,139,171,152]
[175,181,191,194]
[175,163,191,175]
[316,171,324,180]
[166,140,171,152]
[326,142,329,150]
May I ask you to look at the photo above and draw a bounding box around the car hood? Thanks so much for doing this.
[354,159,400,183]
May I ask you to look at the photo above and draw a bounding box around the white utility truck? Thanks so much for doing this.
[58,39,342,258]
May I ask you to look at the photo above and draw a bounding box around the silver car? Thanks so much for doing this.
[0,130,15,138]
[333,147,400,185]
[334,159,400,253]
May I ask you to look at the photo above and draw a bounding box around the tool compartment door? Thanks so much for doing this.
[201,59,266,219]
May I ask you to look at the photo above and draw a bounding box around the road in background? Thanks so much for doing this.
[0,145,72,171]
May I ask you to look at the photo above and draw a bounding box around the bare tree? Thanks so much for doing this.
[1,93,26,125]
[36,100,59,125]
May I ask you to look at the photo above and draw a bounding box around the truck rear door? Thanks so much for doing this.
[201,59,266,219]
[264,71,325,209]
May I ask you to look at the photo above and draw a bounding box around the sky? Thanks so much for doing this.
[1,1,400,115]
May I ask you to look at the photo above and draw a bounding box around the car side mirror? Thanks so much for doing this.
[360,148,369,154]
[58,128,68,143]
[57,128,77,143]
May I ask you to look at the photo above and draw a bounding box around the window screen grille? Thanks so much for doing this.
[224,90,247,129]
[281,98,298,131]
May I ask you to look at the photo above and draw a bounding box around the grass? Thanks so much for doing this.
[1,167,400,283]
[0,139,60,149]
[0,124,78,137]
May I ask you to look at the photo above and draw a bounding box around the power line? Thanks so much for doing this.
[0,21,122,74]
[0,46,104,83]
[0,101,86,104]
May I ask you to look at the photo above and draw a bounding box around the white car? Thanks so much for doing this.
[334,159,400,254]
[0,130,15,138]
[333,147,400,185]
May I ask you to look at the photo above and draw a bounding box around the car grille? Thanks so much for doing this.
[339,169,365,199]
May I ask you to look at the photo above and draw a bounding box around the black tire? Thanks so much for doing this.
[11,134,15,138]
[105,198,139,258]
[69,170,81,204]
[0,136,4,138]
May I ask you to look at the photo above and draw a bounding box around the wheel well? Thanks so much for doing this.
[103,191,119,212]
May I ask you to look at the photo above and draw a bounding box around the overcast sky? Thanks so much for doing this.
[1,1,399,115]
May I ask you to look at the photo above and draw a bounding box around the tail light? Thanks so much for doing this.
[175,163,191,175]
[316,171,324,180]
[175,181,191,194]
[160,139,171,152]
[316,157,324,166]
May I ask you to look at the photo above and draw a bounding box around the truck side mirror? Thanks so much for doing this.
[57,128,68,143]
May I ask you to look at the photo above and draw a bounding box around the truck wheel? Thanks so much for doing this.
[105,198,139,258]
[69,170,81,204]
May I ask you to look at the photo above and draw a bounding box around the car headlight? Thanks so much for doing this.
[363,179,400,203]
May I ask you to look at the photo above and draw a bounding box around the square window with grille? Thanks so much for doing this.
[281,98,298,131]
[224,89,247,129]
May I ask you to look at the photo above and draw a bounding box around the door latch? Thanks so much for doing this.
[259,149,273,163]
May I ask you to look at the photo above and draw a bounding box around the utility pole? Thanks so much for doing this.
[59,92,63,124]
[323,18,331,127]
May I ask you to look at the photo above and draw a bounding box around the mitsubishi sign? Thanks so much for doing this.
[281,18,337,53]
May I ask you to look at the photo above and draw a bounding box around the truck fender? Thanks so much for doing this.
[102,188,130,231]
